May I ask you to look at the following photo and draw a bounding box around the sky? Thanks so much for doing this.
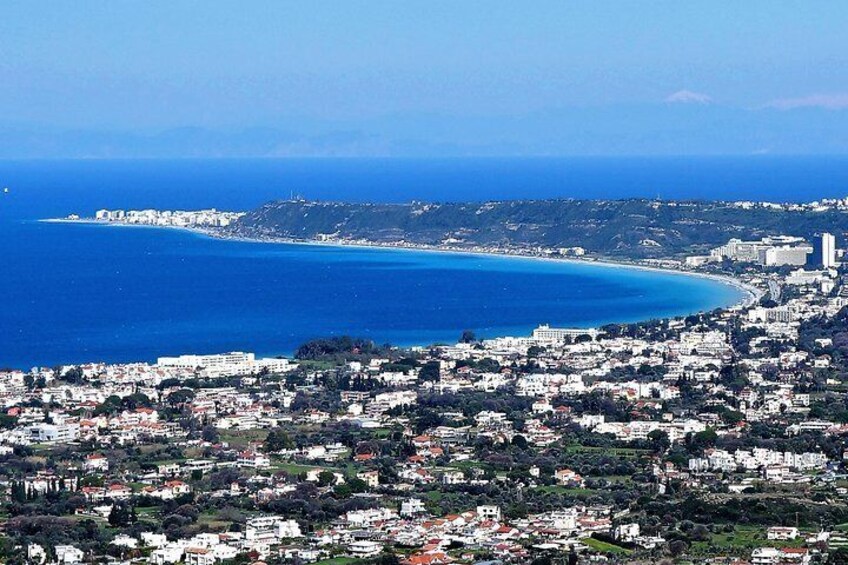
[1,1,847,156]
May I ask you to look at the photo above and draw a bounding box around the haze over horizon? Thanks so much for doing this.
[3,1,848,157]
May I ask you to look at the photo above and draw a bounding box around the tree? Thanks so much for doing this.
[166,389,195,408]
[10,481,26,503]
[347,477,368,493]
[76,518,100,542]
[108,502,134,527]
[317,470,336,487]
[477,358,500,373]
[667,540,688,557]
[527,345,546,358]
[295,336,378,360]
[376,554,400,565]
[413,408,445,434]
[209,468,242,490]
[690,524,710,541]
[459,330,476,343]
[648,430,670,454]
[158,377,181,390]
[264,428,294,452]
[122,392,152,410]
[333,484,352,498]
[201,425,220,443]
[830,547,848,565]
[687,428,718,454]
[418,361,441,382]
[60,367,84,384]
[93,395,124,416]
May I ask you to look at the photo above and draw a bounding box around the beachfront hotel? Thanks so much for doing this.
[531,324,599,342]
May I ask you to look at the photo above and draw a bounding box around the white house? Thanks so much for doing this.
[476,505,502,522]
[400,498,426,517]
[348,540,383,558]
[767,526,799,541]
[55,545,84,564]
[141,532,169,548]
[149,545,185,565]
[83,453,109,472]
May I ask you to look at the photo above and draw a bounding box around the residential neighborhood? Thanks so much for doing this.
[6,229,848,565]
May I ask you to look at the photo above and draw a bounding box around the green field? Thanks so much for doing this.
[134,506,161,522]
[218,428,269,447]
[533,485,595,495]
[582,537,632,555]
[269,459,344,476]
[445,460,490,471]
[689,525,806,556]
[562,444,650,458]
[196,510,234,530]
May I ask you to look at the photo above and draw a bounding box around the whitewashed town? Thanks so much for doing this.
[6,216,848,565]
[70,209,246,228]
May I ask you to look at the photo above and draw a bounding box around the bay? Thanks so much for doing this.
[6,156,838,367]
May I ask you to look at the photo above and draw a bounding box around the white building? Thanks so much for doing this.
[83,453,109,472]
[761,245,811,266]
[348,540,383,558]
[26,423,80,444]
[400,498,427,517]
[141,532,169,548]
[476,505,502,522]
[27,545,47,565]
[244,515,303,544]
[55,545,84,564]
[615,523,641,542]
[532,324,599,343]
[767,526,799,541]
[157,352,295,378]
[710,236,815,267]
[150,545,185,565]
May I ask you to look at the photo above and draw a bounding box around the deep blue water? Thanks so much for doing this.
[5,156,846,368]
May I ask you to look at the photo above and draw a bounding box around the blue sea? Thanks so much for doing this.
[3,156,848,369]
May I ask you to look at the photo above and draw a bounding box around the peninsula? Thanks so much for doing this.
[60,196,848,266]
[58,194,848,307]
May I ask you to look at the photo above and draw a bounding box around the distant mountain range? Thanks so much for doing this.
[3,104,848,158]
[229,198,848,259]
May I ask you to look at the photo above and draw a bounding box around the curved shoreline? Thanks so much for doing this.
[218,234,761,309]
[42,218,764,312]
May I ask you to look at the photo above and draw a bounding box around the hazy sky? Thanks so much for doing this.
[1,1,847,155]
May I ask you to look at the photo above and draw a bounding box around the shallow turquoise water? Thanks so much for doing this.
[1,219,743,368]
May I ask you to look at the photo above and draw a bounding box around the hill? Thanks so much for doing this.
[228,198,848,259]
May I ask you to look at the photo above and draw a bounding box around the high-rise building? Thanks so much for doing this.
[808,233,837,269]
